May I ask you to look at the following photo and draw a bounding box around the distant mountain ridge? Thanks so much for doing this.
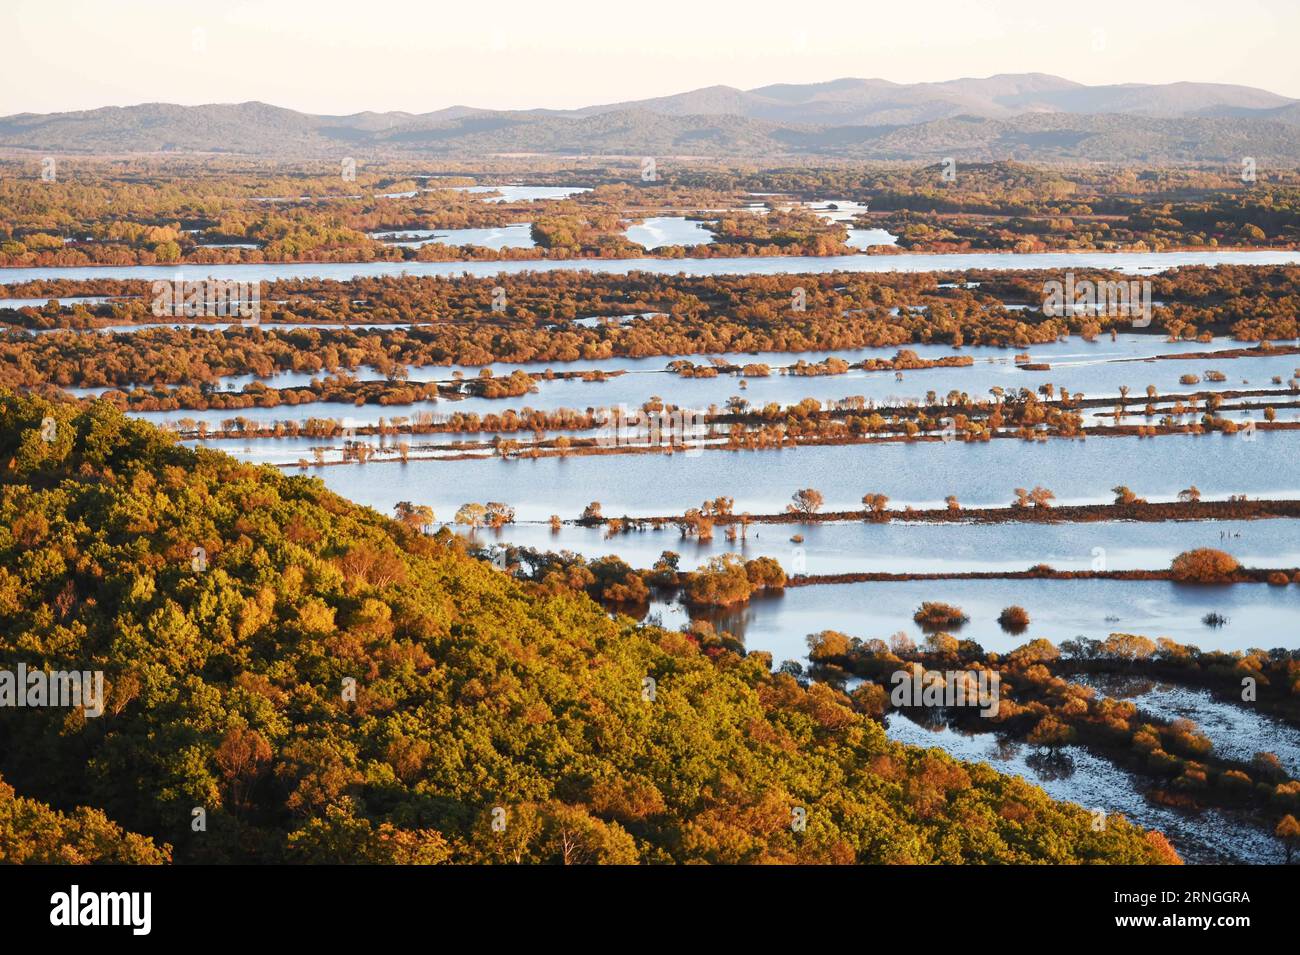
[2,74,1298,161]
[568,74,1297,126]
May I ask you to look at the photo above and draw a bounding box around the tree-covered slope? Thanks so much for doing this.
[3,76,1297,161]
[0,774,169,864]
[0,391,1178,864]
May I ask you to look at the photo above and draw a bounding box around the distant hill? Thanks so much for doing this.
[2,74,1298,161]
[572,74,1297,126]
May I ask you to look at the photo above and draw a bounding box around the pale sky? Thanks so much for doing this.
[4,0,1298,115]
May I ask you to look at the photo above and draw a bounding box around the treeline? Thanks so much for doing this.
[6,267,1300,391]
[672,160,1300,205]
[0,161,844,265]
[581,495,1300,528]
[492,544,786,610]
[676,161,1300,252]
[5,158,1298,265]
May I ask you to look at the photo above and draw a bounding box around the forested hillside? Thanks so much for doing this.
[0,391,1179,864]
[4,96,1298,161]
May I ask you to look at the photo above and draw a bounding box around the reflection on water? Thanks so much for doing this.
[294,428,1300,520]
[624,217,716,249]
[370,224,535,249]
[885,714,1282,864]
[648,576,1299,659]
[459,517,1300,575]
[1076,673,1300,777]
[6,248,1300,283]
[450,185,591,203]
[117,332,1300,429]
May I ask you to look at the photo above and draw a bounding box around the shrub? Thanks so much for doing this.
[913,602,969,630]
[998,605,1030,632]
[1170,548,1240,582]
[1027,716,1074,748]
[744,556,787,591]
[684,555,753,607]
[1008,638,1060,665]
[923,631,960,655]
[807,630,852,662]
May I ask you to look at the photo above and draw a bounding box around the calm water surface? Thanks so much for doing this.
[293,429,1300,520]
[647,577,1298,660]
[6,248,1300,284]
[1075,674,1300,777]
[450,185,591,203]
[456,517,1300,575]
[370,225,535,250]
[110,333,1300,426]
[884,716,1280,864]
[623,217,715,249]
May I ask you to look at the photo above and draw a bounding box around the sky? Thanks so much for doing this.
[4,0,1298,115]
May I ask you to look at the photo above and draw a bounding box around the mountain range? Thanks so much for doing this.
[3,74,1298,162]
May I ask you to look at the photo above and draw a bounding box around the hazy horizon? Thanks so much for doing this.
[5,70,1299,119]
[5,0,1299,115]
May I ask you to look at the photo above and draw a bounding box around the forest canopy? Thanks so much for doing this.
[0,391,1178,864]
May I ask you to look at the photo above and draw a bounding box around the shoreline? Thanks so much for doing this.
[786,567,1297,586]
[588,498,1300,527]
[252,417,1300,468]
[7,247,1300,283]
[4,242,1299,275]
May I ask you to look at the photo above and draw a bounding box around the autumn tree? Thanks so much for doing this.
[394,501,435,534]
[1027,716,1075,749]
[1170,548,1240,582]
[1029,486,1055,510]
[1112,485,1146,506]
[862,493,890,521]
[685,555,752,606]
[455,502,488,529]
[485,502,516,529]
[998,606,1031,633]
[807,630,853,662]
[1277,815,1300,864]
[787,488,824,518]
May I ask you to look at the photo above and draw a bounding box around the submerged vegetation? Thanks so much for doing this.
[807,629,1300,858]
